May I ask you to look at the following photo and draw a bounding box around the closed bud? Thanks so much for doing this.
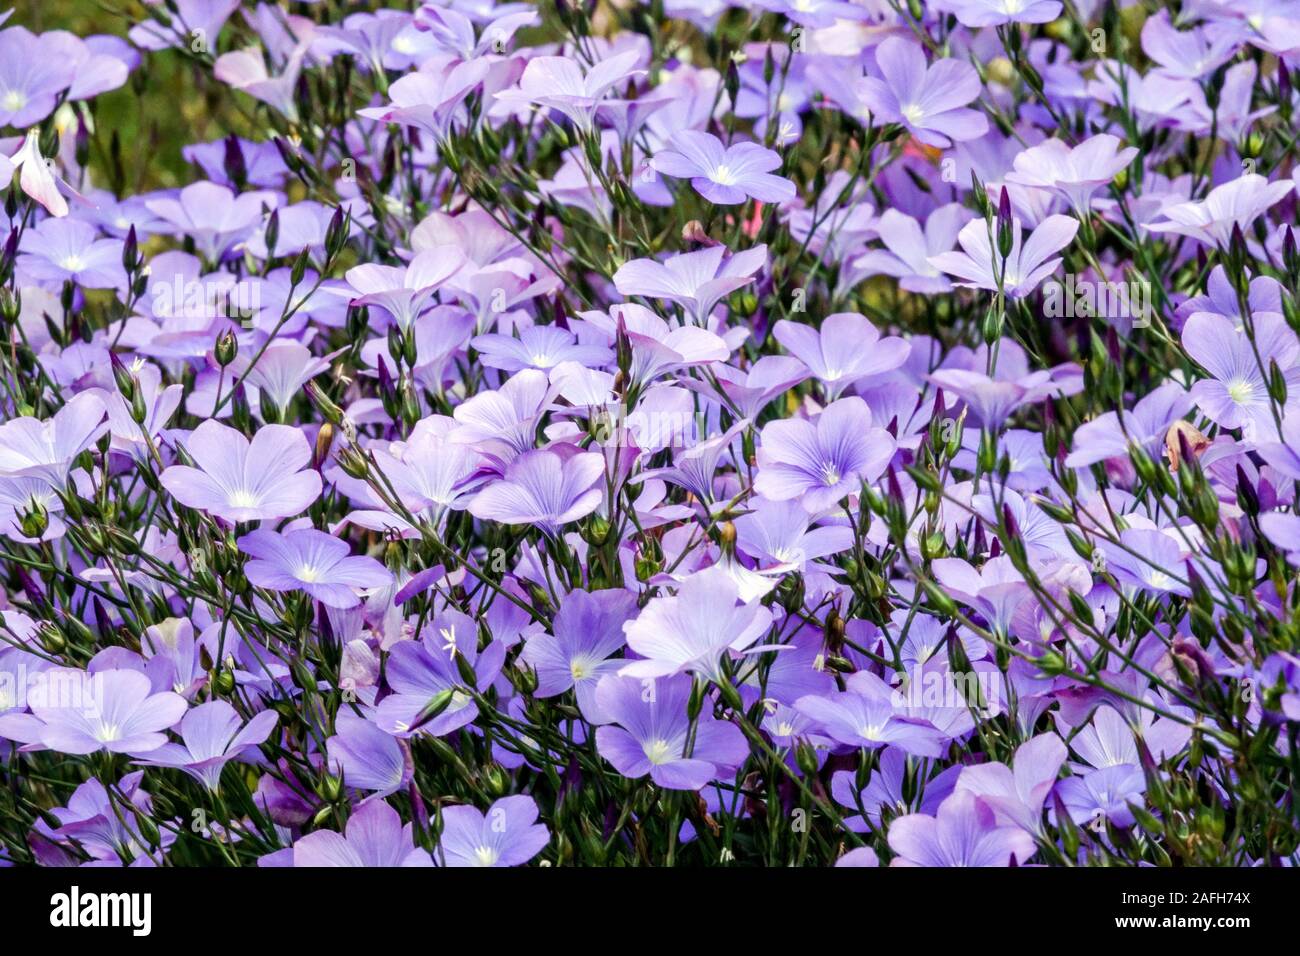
[481,763,511,799]
[920,577,957,617]
[316,773,344,803]
[37,621,65,655]
[410,689,456,731]
[214,330,238,367]
[313,421,336,471]
[995,187,1014,260]
[325,205,349,262]
[581,514,611,547]
[122,224,139,273]
[981,306,1003,345]
[794,742,819,777]
[110,351,136,402]
[335,445,371,480]
[263,208,281,259]
[305,380,344,426]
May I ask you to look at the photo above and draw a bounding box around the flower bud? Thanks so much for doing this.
[214,329,238,368]
[995,186,1014,260]
[19,500,48,538]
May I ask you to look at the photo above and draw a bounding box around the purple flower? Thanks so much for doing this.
[1101,527,1192,597]
[129,0,240,52]
[1005,134,1139,213]
[230,340,335,418]
[0,27,74,127]
[754,397,897,511]
[734,497,854,574]
[954,733,1066,836]
[929,214,1079,297]
[636,418,750,505]
[343,248,467,332]
[0,668,186,755]
[701,356,808,419]
[835,847,880,866]
[373,611,506,738]
[521,588,636,722]
[161,420,323,523]
[1145,174,1295,248]
[358,58,490,142]
[927,367,1059,430]
[103,362,184,463]
[1182,311,1300,437]
[1056,764,1147,828]
[1141,9,1240,81]
[1260,510,1300,566]
[939,0,1062,27]
[755,0,871,27]
[326,712,413,798]
[467,447,605,537]
[851,204,970,294]
[774,313,910,398]
[613,245,767,324]
[887,791,1038,866]
[340,417,484,534]
[832,747,958,830]
[929,556,1032,637]
[471,324,611,373]
[281,799,431,867]
[145,181,277,260]
[213,44,307,121]
[1254,652,1300,722]
[1065,382,1193,469]
[18,218,125,290]
[436,795,549,867]
[594,674,749,790]
[859,38,988,148]
[496,50,645,132]
[795,685,947,757]
[32,772,175,866]
[0,391,107,488]
[238,528,394,609]
[652,131,795,206]
[131,700,277,791]
[620,565,775,682]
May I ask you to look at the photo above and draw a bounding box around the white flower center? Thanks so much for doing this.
[713,164,738,186]
[643,738,675,765]
[96,722,122,743]
[60,255,85,273]
[228,490,260,509]
[901,103,925,126]
[858,721,886,740]
[297,565,321,583]
[473,845,500,866]
[822,463,841,486]
[2,90,25,113]
[1226,379,1254,404]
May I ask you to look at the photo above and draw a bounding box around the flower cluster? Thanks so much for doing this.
[2,0,1300,869]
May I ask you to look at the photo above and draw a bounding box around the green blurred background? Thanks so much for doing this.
[21,0,212,190]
